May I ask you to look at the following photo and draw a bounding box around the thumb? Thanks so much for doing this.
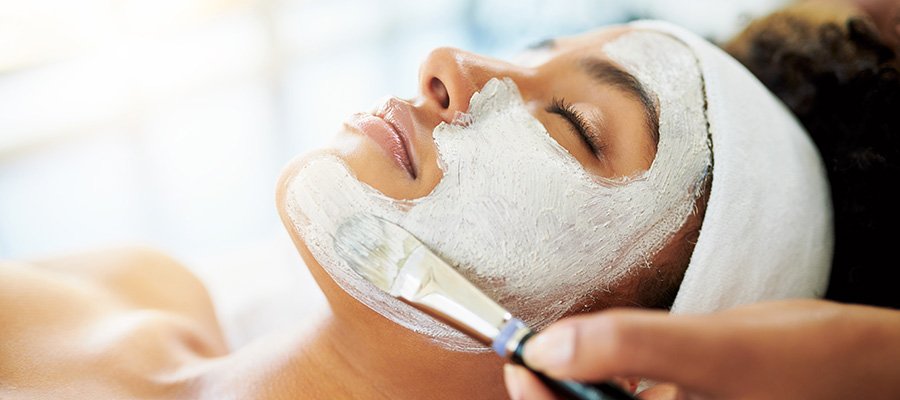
[522,308,735,393]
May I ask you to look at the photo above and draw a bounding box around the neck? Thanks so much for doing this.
[199,304,508,400]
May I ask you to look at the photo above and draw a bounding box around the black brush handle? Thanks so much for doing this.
[511,332,636,400]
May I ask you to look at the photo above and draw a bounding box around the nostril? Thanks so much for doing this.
[430,77,450,109]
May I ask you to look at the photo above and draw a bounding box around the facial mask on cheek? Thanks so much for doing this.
[285,31,711,352]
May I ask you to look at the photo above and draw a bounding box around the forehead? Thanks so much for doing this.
[558,26,695,58]
[515,26,627,66]
[517,26,692,69]
[555,25,633,52]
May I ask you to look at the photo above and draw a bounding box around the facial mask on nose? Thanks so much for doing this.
[284,31,711,351]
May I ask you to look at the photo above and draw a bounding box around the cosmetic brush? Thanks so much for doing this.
[333,214,636,400]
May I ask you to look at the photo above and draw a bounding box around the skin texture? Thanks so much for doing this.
[504,300,900,400]
[0,26,704,399]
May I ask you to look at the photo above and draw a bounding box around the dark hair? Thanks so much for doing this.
[726,10,900,309]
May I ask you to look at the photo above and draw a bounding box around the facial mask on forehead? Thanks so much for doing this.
[285,31,711,351]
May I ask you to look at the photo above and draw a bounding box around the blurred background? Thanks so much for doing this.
[0,0,789,345]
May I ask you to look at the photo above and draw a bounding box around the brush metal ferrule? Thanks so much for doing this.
[492,318,533,359]
[390,243,512,345]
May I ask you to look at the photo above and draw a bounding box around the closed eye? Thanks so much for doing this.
[545,97,604,156]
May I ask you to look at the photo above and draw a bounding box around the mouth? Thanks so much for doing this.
[344,98,418,179]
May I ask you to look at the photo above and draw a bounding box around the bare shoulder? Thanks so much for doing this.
[0,248,228,399]
[0,246,225,336]
[28,247,219,319]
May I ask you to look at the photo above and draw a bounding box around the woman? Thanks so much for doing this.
[0,20,832,400]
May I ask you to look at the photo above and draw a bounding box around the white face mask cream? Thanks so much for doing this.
[284,30,711,351]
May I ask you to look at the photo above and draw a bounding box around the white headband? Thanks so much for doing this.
[632,21,834,314]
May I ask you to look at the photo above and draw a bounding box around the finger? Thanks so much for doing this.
[504,364,560,400]
[522,308,738,391]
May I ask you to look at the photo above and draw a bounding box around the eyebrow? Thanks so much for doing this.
[578,57,660,145]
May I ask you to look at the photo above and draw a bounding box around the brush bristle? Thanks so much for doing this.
[333,214,418,292]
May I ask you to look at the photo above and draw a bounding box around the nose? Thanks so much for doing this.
[418,47,527,123]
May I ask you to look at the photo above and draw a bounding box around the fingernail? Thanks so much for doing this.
[523,325,576,371]
[503,364,524,400]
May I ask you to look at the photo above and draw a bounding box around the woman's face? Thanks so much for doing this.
[301,26,658,202]
[276,25,710,351]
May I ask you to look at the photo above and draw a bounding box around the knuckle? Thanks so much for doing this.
[600,313,635,360]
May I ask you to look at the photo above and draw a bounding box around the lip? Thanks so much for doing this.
[344,98,418,178]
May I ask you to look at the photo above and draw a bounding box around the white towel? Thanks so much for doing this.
[635,21,834,314]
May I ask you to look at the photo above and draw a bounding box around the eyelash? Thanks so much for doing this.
[545,97,603,156]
